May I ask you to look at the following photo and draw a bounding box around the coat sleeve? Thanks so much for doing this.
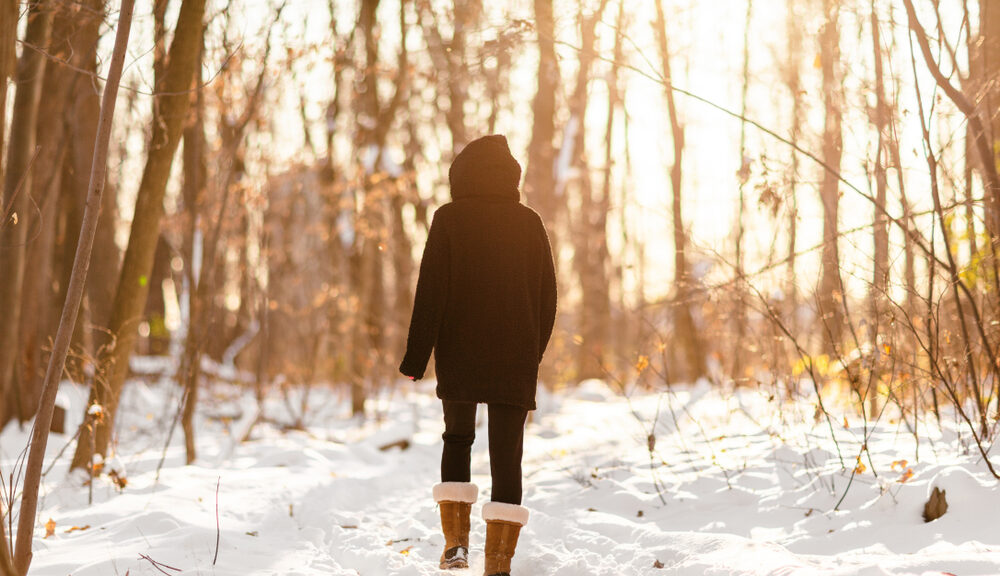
[538,218,557,363]
[399,212,450,380]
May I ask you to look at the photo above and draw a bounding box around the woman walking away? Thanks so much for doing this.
[399,134,557,575]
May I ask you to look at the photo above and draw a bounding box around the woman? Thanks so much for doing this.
[399,134,557,575]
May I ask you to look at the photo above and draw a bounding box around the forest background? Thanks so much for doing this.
[0,0,999,573]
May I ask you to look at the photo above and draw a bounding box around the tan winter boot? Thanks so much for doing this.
[482,502,529,576]
[433,482,479,569]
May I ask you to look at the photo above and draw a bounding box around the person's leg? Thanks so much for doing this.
[436,401,479,570]
[483,403,530,575]
[441,400,477,481]
[486,403,528,504]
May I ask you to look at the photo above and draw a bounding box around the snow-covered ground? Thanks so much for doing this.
[4,376,1000,575]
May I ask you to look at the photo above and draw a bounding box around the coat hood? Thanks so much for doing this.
[448,135,521,202]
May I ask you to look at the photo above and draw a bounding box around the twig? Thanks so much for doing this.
[138,553,182,575]
[744,282,845,467]
[213,477,220,565]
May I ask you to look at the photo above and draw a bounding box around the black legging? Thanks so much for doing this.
[441,401,528,505]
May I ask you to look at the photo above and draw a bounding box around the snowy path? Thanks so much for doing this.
[6,379,1000,575]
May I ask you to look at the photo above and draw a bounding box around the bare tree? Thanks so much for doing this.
[732,0,753,380]
[524,0,560,242]
[782,0,803,338]
[654,0,706,381]
[13,2,133,571]
[568,0,610,379]
[903,0,1000,242]
[817,0,845,354]
[0,0,15,185]
[869,0,890,353]
[348,0,409,416]
[177,2,283,462]
[71,0,207,469]
[418,0,481,153]
[0,0,53,424]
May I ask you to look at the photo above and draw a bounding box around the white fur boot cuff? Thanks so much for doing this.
[433,482,479,504]
[482,501,529,526]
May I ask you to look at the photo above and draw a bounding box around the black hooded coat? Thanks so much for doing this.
[399,135,557,410]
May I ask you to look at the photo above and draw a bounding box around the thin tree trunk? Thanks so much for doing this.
[23,0,106,416]
[605,0,625,379]
[524,0,559,234]
[349,0,407,416]
[733,0,752,381]
[73,0,121,331]
[177,36,207,464]
[654,0,706,381]
[783,0,803,341]
[0,6,12,549]
[445,0,478,152]
[570,0,610,380]
[16,0,76,417]
[818,0,845,354]
[70,0,206,470]
[869,1,890,418]
[18,147,61,422]
[0,0,53,425]
[0,0,16,185]
[980,0,1000,230]
[13,2,133,572]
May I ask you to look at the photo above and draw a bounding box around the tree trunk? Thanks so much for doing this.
[904,0,1000,247]
[870,4,890,306]
[654,0,706,381]
[818,0,845,354]
[17,0,80,418]
[524,0,559,236]
[0,0,16,184]
[347,0,408,416]
[733,0,752,381]
[23,0,106,414]
[0,0,53,425]
[606,0,626,381]
[868,2,890,418]
[783,0,803,339]
[981,0,999,212]
[73,0,121,330]
[569,0,610,380]
[177,39,206,463]
[13,2,133,572]
[70,0,206,470]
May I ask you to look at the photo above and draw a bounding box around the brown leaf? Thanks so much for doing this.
[44,518,56,539]
[653,559,665,569]
[109,469,128,490]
